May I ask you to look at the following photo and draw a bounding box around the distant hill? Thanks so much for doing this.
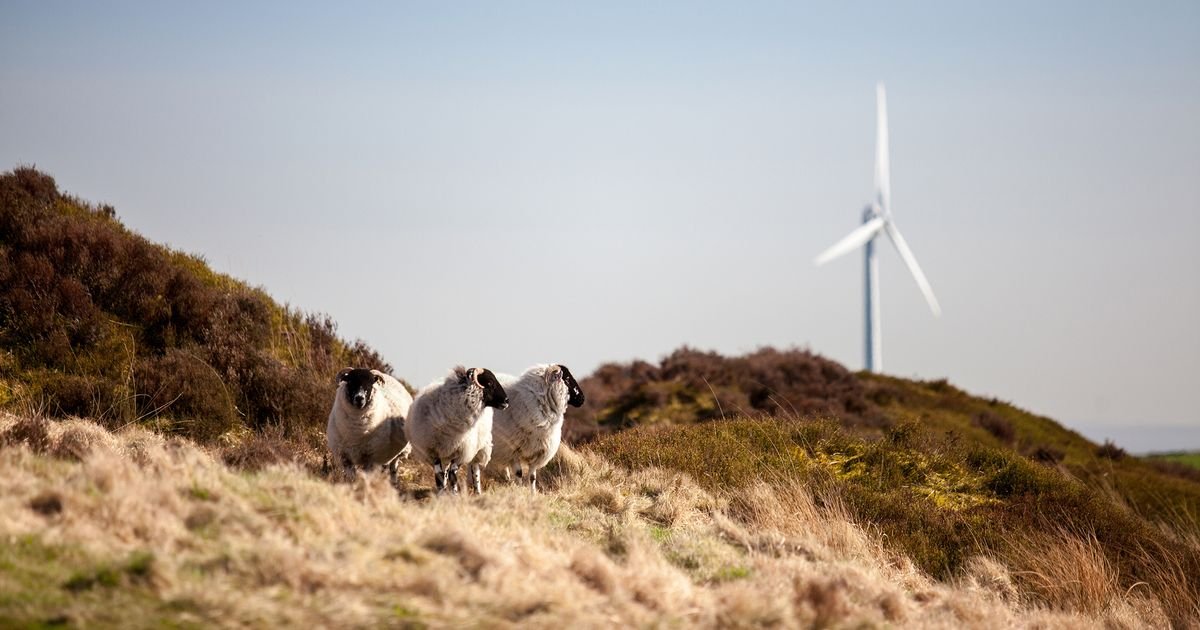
[0,167,393,443]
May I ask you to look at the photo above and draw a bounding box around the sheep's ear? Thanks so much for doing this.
[337,368,353,383]
[373,373,384,385]
[468,368,482,387]
[545,365,563,382]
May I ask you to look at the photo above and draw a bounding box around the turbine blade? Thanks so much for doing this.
[875,83,891,213]
[884,221,942,316]
[814,217,886,266]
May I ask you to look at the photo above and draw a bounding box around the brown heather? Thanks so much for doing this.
[0,167,396,443]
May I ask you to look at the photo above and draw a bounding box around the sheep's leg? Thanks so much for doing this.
[513,463,523,482]
[385,457,399,488]
[447,463,461,494]
[469,463,483,495]
[529,466,538,494]
[433,459,446,493]
[503,466,512,483]
[341,454,356,482]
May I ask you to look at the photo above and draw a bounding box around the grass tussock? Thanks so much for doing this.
[1,411,1194,627]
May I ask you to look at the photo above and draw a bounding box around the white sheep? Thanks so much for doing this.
[490,364,585,492]
[326,368,414,484]
[405,366,508,494]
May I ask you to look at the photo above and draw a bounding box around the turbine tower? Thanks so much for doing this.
[814,84,941,373]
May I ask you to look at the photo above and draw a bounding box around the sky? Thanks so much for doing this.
[2,2,1198,451]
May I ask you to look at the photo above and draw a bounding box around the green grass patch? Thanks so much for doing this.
[0,535,201,627]
[712,565,751,582]
[1149,451,1200,470]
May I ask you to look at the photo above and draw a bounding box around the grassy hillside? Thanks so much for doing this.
[2,170,1198,626]
[0,412,1186,628]
[0,167,394,446]
[568,348,1200,624]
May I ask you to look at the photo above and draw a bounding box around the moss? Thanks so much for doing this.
[712,565,752,582]
[391,604,426,629]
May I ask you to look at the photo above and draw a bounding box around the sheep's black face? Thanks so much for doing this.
[339,368,381,411]
[476,369,509,410]
[559,364,586,407]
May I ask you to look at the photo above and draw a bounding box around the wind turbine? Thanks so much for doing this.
[814,84,941,373]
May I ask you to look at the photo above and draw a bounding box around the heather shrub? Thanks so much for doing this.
[133,350,238,442]
[0,167,392,442]
[1096,441,1126,461]
[973,410,1015,444]
[1029,444,1066,465]
[565,347,875,441]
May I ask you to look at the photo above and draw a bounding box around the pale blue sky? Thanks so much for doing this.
[2,2,1197,451]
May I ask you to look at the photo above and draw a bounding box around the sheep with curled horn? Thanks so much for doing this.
[406,366,508,494]
[489,364,585,493]
[326,368,414,484]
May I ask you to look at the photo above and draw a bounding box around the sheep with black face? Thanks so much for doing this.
[406,366,508,494]
[489,364,585,493]
[326,368,414,483]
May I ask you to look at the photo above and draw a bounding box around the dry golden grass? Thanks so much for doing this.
[0,411,1187,628]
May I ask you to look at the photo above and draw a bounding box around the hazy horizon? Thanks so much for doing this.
[2,2,1197,451]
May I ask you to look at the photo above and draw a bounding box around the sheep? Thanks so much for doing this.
[490,364,585,493]
[405,366,508,494]
[326,368,414,484]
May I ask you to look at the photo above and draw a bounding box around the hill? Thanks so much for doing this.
[569,348,1200,620]
[0,412,1187,628]
[0,167,393,447]
[568,347,1200,530]
[1,169,1198,626]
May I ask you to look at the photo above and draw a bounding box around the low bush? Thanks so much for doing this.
[1096,440,1127,461]
[973,410,1015,444]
